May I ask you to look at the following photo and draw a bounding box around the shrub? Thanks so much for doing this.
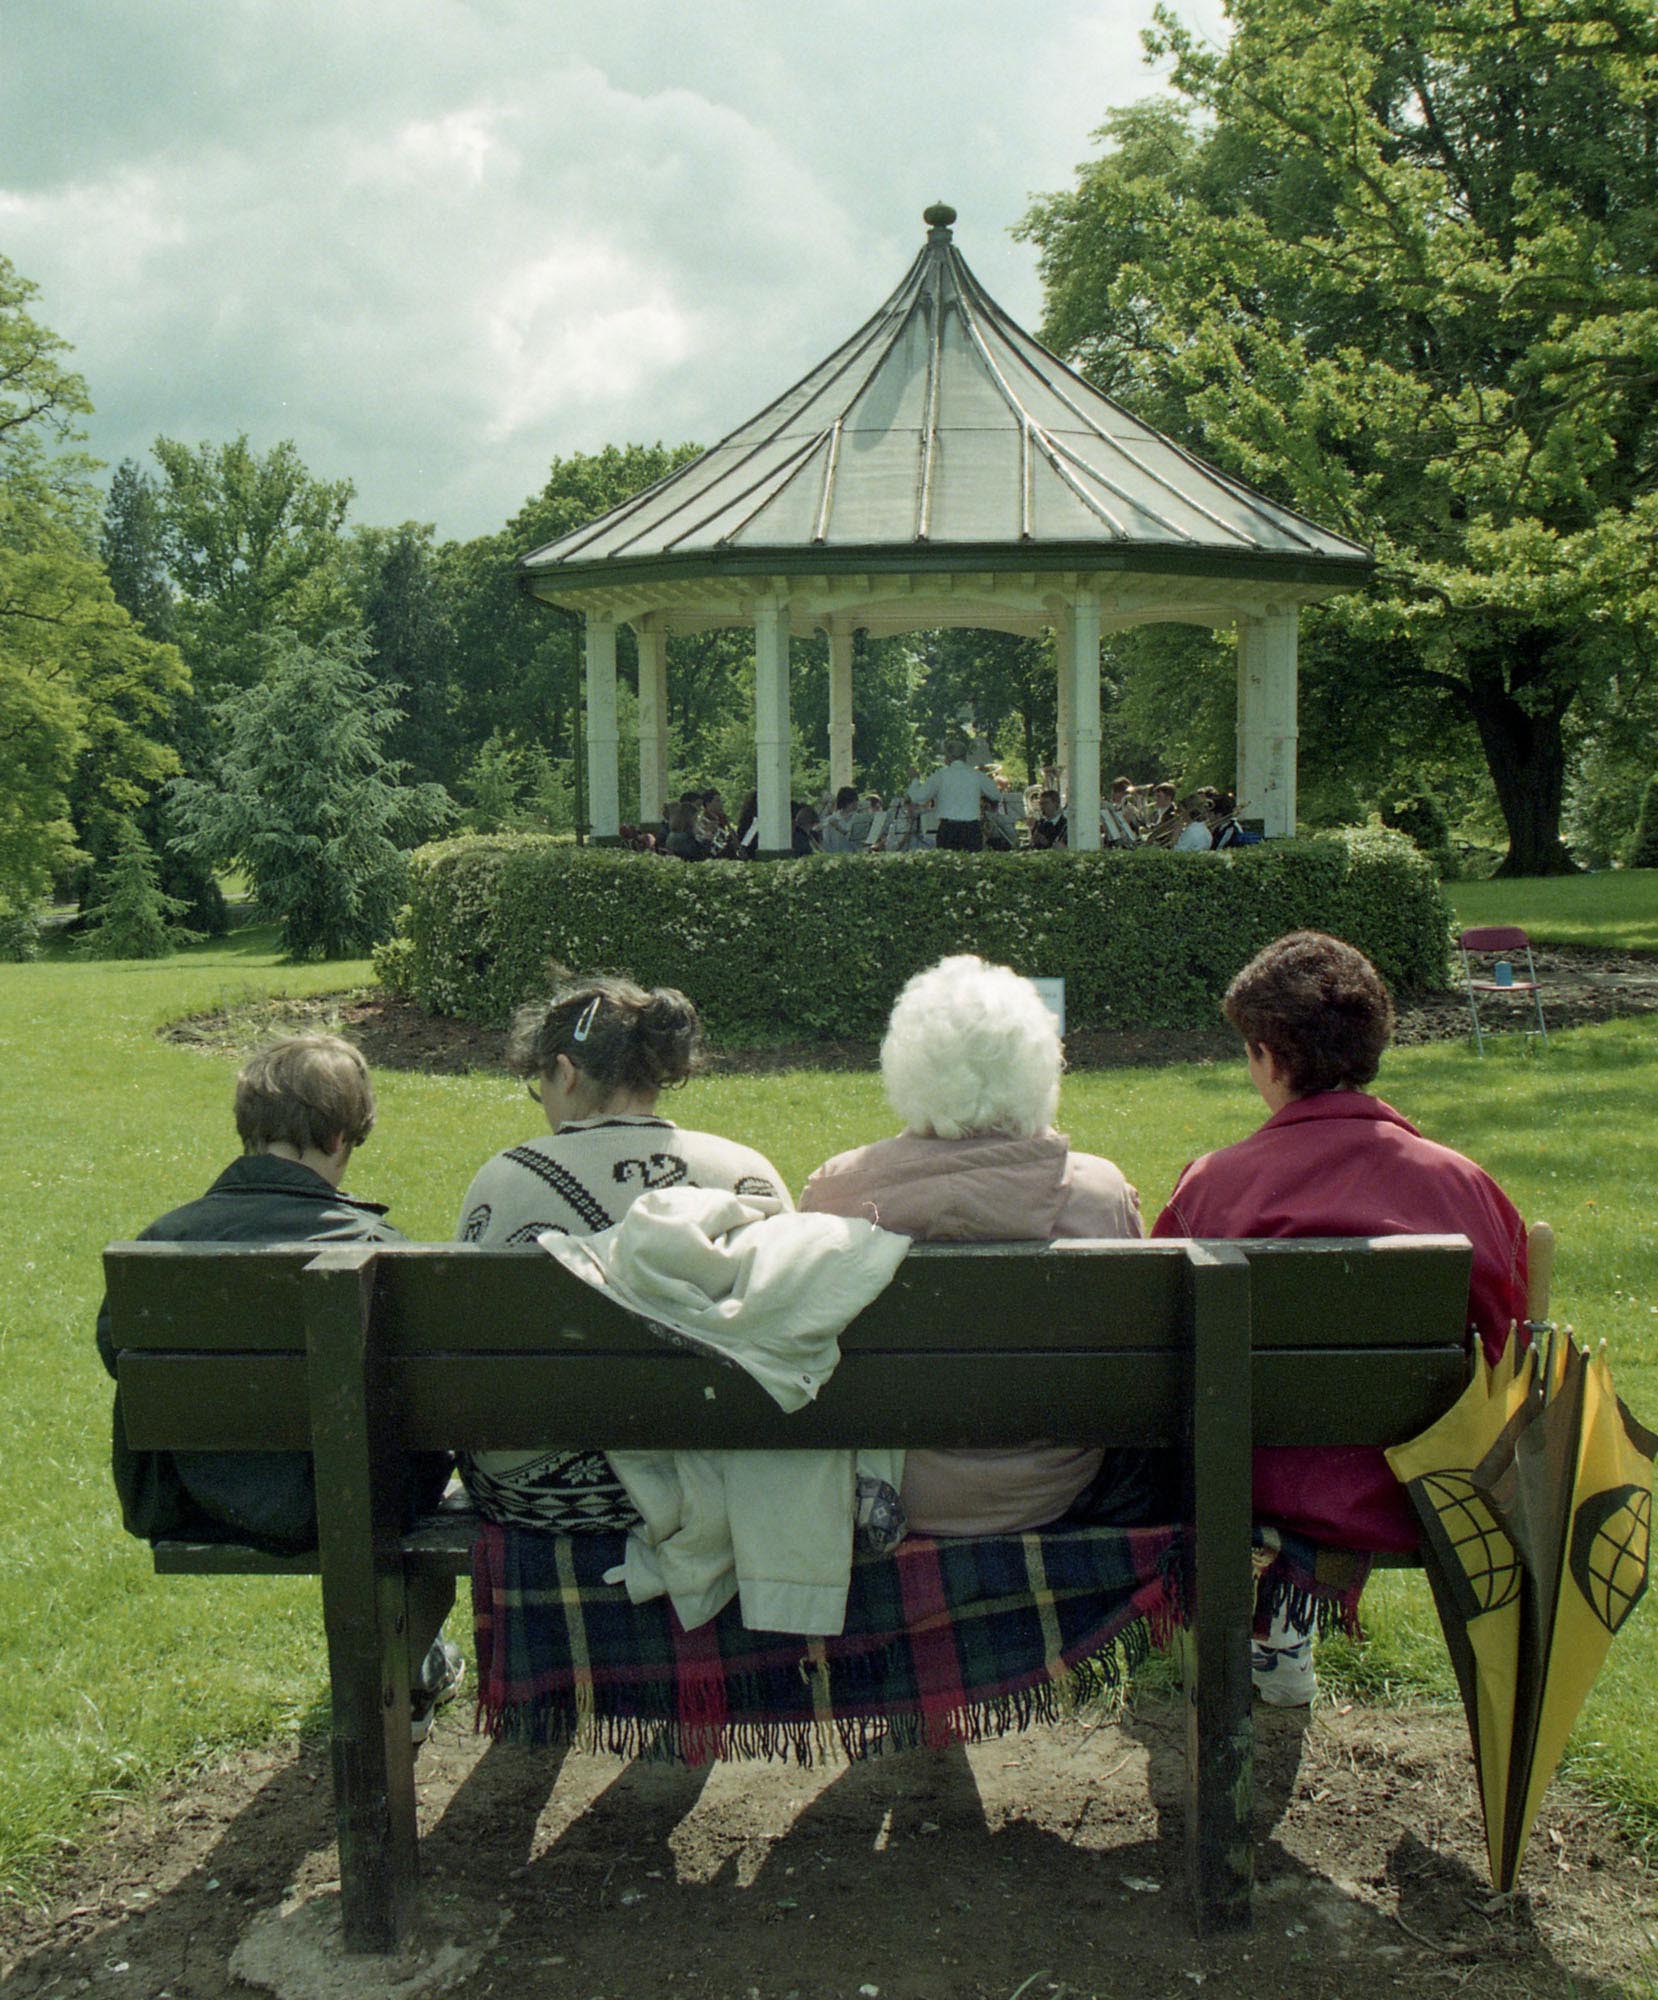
[377,827,1451,1039]
[0,899,39,962]
[1627,774,1658,870]
[1381,789,1460,881]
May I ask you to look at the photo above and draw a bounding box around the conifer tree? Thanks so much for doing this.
[170,630,452,959]
[79,820,201,959]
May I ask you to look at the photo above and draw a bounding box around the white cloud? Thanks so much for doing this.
[0,0,1229,537]
[481,242,701,437]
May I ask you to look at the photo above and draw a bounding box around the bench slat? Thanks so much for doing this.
[104,1237,1474,1356]
[119,1345,1465,1454]
[1253,1349,1470,1441]
[120,1354,310,1448]
[1235,1236,1472,1349]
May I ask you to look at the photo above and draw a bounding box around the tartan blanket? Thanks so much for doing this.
[1252,1527,1372,1639]
[472,1521,1184,1764]
[471,1520,1374,1765]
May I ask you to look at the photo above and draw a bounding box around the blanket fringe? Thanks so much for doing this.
[1253,1571,1364,1641]
[477,1612,1160,1767]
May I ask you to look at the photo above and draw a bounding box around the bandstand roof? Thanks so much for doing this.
[519,205,1372,637]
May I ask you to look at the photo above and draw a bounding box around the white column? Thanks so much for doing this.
[1053,606,1075,799]
[1235,609,1299,837]
[584,613,620,841]
[828,627,855,795]
[754,595,792,855]
[634,618,669,826]
[1069,590,1102,852]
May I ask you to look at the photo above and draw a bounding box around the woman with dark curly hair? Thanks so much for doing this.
[1151,931,1528,1700]
[454,974,789,1532]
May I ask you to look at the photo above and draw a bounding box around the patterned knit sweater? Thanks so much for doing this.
[455,1114,791,1531]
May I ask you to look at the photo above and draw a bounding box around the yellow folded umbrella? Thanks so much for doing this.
[1480,1339,1654,1886]
[1386,1224,1654,1891]
[1386,1337,1534,1886]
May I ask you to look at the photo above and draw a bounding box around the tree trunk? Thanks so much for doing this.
[1462,657,1580,876]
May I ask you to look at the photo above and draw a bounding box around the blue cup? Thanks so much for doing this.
[1494,960,1513,986]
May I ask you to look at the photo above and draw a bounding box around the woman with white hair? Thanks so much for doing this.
[799,954,1157,1535]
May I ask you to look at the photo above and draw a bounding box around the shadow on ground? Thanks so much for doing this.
[3,1700,1650,2000]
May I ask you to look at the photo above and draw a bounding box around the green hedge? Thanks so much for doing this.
[375,827,1452,1039]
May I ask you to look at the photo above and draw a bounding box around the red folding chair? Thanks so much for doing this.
[1458,925,1548,1055]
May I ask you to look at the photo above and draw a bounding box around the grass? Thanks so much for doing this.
[3,921,1656,1900]
[1449,869,1658,953]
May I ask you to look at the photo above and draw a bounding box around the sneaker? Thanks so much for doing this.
[1251,1604,1315,1708]
[410,1635,466,1747]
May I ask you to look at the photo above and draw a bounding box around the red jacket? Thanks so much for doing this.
[1151,1091,1527,1551]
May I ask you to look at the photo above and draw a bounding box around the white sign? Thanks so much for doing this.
[1026,977,1066,1036]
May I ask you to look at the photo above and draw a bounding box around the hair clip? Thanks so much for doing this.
[572,996,602,1044]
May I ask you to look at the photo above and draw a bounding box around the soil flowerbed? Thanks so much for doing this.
[159,946,1658,1076]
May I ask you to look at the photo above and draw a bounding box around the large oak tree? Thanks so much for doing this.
[1021,0,1658,872]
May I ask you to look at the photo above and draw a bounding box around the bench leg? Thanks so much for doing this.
[324,1567,422,1952]
[305,1248,422,1953]
[1183,1244,1255,1931]
[1183,1624,1254,1930]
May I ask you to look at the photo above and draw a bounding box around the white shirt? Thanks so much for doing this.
[1174,820,1214,851]
[908,759,1002,821]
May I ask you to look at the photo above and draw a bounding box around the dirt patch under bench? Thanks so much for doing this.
[2,1701,1652,2000]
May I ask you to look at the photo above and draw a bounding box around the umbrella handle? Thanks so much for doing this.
[1527,1220,1555,1326]
[1527,1219,1557,1402]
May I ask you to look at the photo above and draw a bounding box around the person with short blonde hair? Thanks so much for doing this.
[801,955,1161,1536]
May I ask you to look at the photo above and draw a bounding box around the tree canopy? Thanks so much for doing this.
[1021,0,1658,872]
[152,434,355,696]
[0,257,186,915]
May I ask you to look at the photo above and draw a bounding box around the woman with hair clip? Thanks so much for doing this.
[455,974,791,1532]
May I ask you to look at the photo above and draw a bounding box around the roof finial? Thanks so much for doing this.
[923,201,957,240]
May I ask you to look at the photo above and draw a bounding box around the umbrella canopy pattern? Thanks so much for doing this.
[1388,1340,1654,1890]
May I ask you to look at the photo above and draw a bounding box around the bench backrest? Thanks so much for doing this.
[106,1235,1474,1456]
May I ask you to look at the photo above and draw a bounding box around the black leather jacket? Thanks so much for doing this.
[96,1154,443,1551]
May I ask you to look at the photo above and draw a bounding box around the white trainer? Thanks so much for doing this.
[1251,1603,1316,1707]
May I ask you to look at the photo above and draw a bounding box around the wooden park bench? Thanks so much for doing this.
[102,1233,1473,1952]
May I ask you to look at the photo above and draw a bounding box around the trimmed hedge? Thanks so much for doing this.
[377,827,1451,1039]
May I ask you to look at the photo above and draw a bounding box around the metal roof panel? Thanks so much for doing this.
[519,207,1372,583]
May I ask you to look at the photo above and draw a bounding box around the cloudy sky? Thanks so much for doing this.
[2,0,1226,541]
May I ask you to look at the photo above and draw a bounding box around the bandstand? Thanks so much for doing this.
[519,204,1372,855]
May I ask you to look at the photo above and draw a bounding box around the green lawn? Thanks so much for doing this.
[3,926,1656,1898]
[1449,869,1658,953]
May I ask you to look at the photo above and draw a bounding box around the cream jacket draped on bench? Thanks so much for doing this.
[541,1187,910,1635]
